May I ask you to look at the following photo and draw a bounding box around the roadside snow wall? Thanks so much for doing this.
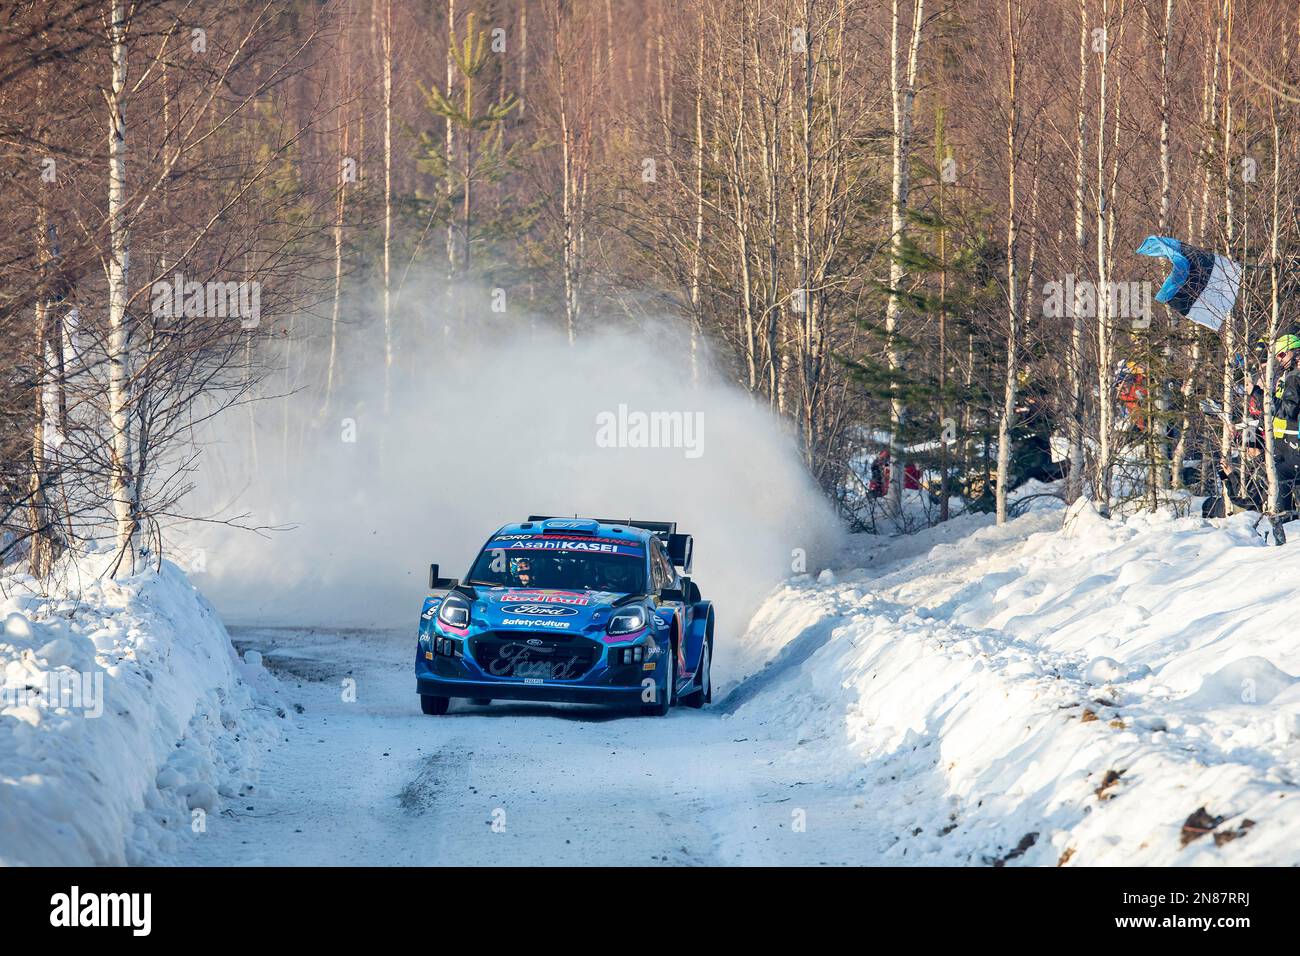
[0,553,281,865]
[724,501,1300,865]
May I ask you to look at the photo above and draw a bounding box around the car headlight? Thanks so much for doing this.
[438,594,471,629]
[607,605,648,636]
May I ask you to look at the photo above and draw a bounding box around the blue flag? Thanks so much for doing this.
[1136,236,1241,332]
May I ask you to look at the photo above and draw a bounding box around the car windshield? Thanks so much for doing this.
[467,540,647,593]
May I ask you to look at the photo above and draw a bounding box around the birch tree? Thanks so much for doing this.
[381,0,394,413]
[995,0,1021,525]
[105,0,136,569]
[886,0,924,515]
[1065,0,1088,504]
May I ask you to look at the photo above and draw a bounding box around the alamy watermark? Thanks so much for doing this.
[595,404,704,459]
[1041,274,1152,328]
[50,886,150,936]
[2,670,104,718]
[151,271,261,329]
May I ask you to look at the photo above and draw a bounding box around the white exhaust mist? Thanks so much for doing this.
[180,288,844,675]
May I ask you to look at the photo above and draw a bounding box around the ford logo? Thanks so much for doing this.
[526,638,544,646]
[502,604,578,617]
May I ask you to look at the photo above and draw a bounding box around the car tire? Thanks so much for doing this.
[682,641,711,709]
[640,645,675,717]
[420,694,450,716]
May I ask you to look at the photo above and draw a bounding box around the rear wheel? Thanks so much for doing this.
[682,641,711,709]
[420,694,450,716]
[640,645,675,717]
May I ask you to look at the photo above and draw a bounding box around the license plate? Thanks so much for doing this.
[523,677,544,685]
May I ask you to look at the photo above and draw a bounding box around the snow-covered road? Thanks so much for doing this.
[156,499,1300,868]
[173,626,881,866]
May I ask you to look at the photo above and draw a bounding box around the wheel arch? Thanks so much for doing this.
[683,600,713,675]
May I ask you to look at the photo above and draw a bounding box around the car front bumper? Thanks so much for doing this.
[415,640,658,706]
[416,674,648,706]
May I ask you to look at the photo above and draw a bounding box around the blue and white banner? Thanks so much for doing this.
[1136,236,1241,332]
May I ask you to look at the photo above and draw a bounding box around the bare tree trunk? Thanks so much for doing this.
[794,0,814,464]
[1173,0,1225,489]
[381,0,394,413]
[553,3,582,343]
[724,32,758,393]
[996,0,1020,526]
[107,0,137,570]
[656,13,671,160]
[462,31,474,276]
[1066,0,1088,503]
[690,14,705,384]
[1095,0,1113,513]
[1157,0,1172,234]
[518,3,527,114]
[936,107,950,521]
[604,0,614,77]
[1220,0,1236,483]
[445,0,457,278]
[560,96,576,342]
[30,260,53,577]
[324,11,351,414]
[886,0,924,516]
[1154,0,1173,494]
[759,79,781,408]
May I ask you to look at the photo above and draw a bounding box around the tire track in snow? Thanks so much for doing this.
[172,627,886,866]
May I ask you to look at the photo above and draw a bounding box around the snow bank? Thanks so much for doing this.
[0,553,282,865]
[726,502,1300,865]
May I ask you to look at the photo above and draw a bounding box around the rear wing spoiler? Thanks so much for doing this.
[527,515,693,573]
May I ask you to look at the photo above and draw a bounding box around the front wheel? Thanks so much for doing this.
[682,641,711,709]
[420,694,450,716]
[640,646,675,717]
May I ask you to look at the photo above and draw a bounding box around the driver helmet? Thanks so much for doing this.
[605,564,635,592]
[508,555,533,585]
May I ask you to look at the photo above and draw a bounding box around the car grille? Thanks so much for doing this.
[471,633,600,681]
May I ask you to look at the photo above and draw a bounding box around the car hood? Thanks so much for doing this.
[473,587,632,635]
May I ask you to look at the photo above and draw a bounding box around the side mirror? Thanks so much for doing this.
[659,587,685,603]
[682,577,702,604]
[429,563,459,590]
[667,534,694,574]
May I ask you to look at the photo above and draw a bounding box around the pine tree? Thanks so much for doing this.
[418,12,520,280]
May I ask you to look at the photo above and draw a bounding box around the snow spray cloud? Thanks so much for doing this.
[180,280,843,660]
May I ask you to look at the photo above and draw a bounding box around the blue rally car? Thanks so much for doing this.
[416,516,714,716]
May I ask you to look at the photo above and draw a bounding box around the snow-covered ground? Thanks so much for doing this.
[7,499,1299,866]
[730,498,1300,864]
[0,553,283,866]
